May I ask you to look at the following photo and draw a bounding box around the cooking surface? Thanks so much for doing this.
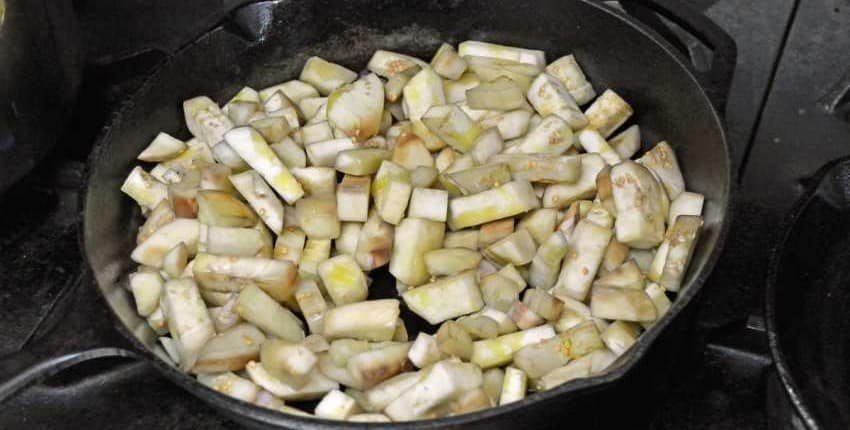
[1,0,848,428]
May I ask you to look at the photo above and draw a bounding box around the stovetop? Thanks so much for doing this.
[1,1,848,428]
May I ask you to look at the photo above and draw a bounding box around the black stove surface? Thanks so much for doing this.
[1,1,848,428]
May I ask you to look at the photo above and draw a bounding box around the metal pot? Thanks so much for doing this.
[0,0,81,194]
[766,156,850,429]
[1,0,737,427]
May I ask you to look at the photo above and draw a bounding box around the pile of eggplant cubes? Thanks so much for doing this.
[121,40,705,422]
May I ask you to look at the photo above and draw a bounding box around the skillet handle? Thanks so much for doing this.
[621,0,738,112]
[0,347,139,403]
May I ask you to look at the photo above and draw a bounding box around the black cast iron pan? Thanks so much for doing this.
[0,1,736,427]
[766,156,850,430]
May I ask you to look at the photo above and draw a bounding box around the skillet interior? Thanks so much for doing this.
[83,0,731,427]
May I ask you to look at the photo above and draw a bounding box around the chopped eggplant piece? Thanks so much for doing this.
[478,109,532,140]
[336,175,370,222]
[431,43,467,80]
[577,128,621,165]
[183,96,234,146]
[291,166,337,197]
[595,260,645,290]
[444,71,481,103]
[274,226,306,264]
[668,191,705,225]
[367,50,425,78]
[354,209,394,270]
[262,338,318,380]
[528,231,568,290]
[245,361,338,401]
[552,219,613,301]
[600,320,640,357]
[130,271,163,317]
[224,127,304,204]
[584,89,634,138]
[458,315,500,340]
[348,342,411,388]
[131,219,200,268]
[479,306,519,335]
[545,55,597,105]
[448,180,539,230]
[227,170,284,234]
[305,137,358,167]
[295,279,328,334]
[236,285,304,341]
[318,254,369,306]
[523,288,563,321]
[424,248,482,277]
[649,215,702,292]
[151,139,214,184]
[384,359,482,421]
[480,273,521,312]
[435,320,474,360]
[300,238,332,276]
[445,163,512,196]
[162,279,215,371]
[499,367,527,405]
[637,141,685,199]
[299,121,334,145]
[458,41,546,68]
[162,242,189,278]
[194,323,265,373]
[527,73,587,129]
[389,218,445,286]
[513,336,569,379]
[483,228,537,266]
[259,80,320,104]
[296,196,341,239]
[609,124,641,159]
[542,154,606,209]
[467,77,526,111]
[372,160,413,225]
[300,57,358,96]
[198,372,261,403]
[403,66,446,123]
[610,160,668,249]
[323,300,400,342]
[251,116,292,144]
[421,104,481,152]
[121,166,168,210]
[335,148,392,175]
[508,301,545,330]
[491,153,581,185]
[589,285,657,322]
[482,368,505,404]
[138,132,187,162]
[560,320,604,359]
[444,229,479,250]
[514,115,573,155]
[270,139,307,171]
[314,389,359,420]
[479,218,515,247]
[198,225,266,257]
[392,137,433,170]
[137,201,175,244]
[536,356,591,390]
[471,324,555,369]
[335,222,362,256]
[402,271,484,324]
[193,253,297,302]
[408,333,445,368]
[643,282,672,328]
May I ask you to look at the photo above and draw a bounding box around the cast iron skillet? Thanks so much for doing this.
[0,0,736,427]
[766,156,850,430]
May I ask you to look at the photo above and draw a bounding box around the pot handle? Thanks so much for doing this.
[0,347,139,403]
[621,0,738,112]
